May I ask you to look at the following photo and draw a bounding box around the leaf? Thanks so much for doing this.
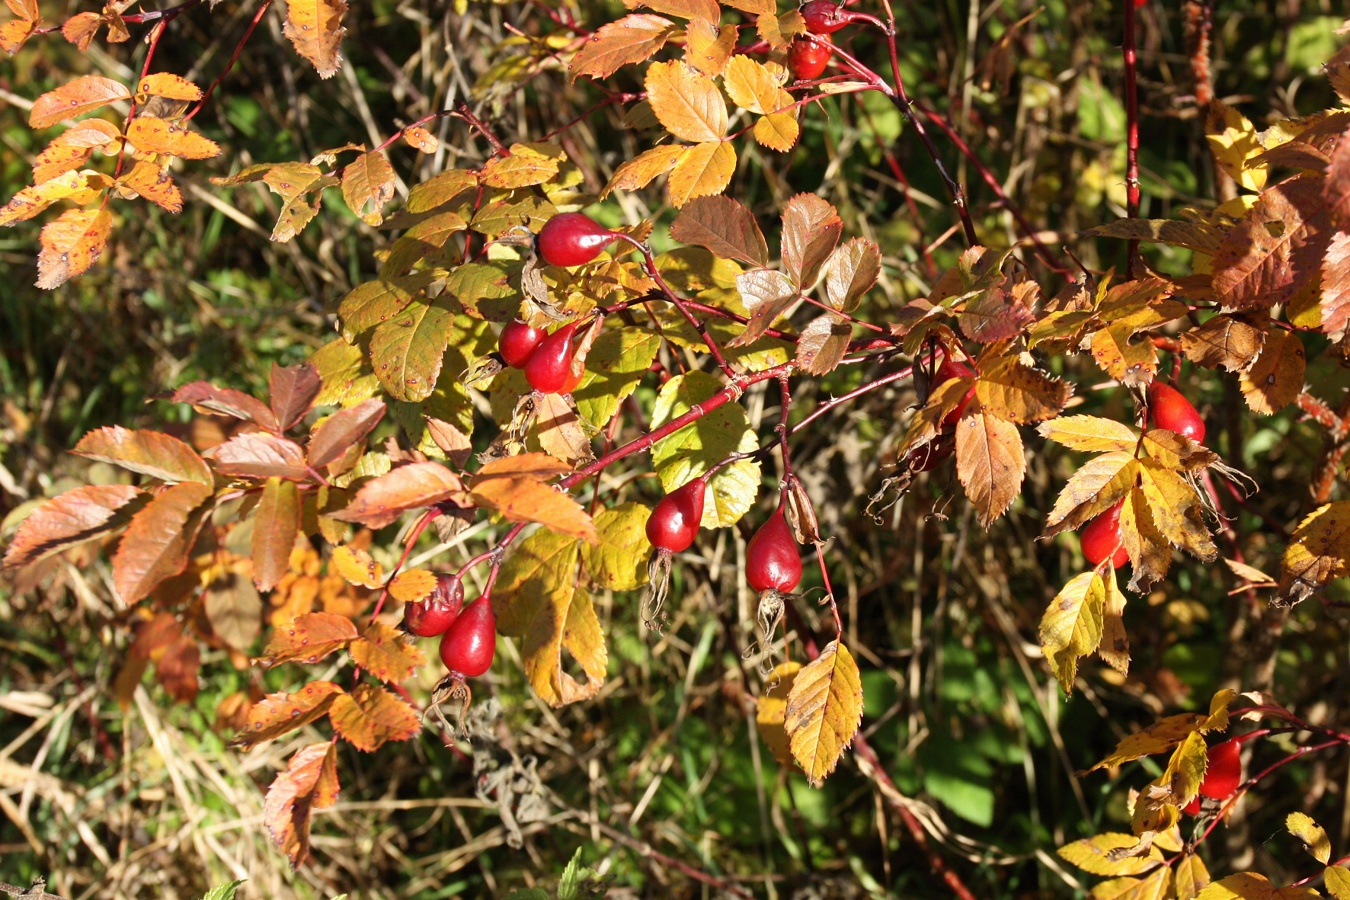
[0,169,108,227]
[667,140,735,207]
[331,461,466,529]
[650,372,760,528]
[208,433,309,480]
[200,881,247,900]
[581,503,651,591]
[125,117,220,160]
[1320,232,1350,339]
[571,328,662,430]
[1181,313,1267,372]
[730,267,799,346]
[1098,567,1130,675]
[340,150,395,225]
[269,362,322,431]
[205,573,263,652]
[1059,833,1164,877]
[171,381,279,430]
[1238,328,1305,414]
[348,622,426,683]
[960,282,1037,343]
[257,611,359,666]
[471,457,598,544]
[329,683,420,750]
[1039,572,1105,693]
[1285,812,1330,864]
[75,426,214,485]
[308,398,386,468]
[1211,176,1331,311]
[233,682,344,750]
[388,568,437,603]
[954,408,1026,526]
[795,313,852,376]
[1138,461,1217,561]
[1090,712,1212,772]
[669,195,768,267]
[1195,872,1322,899]
[777,194,837,288]
[29,75,132,129]
[570,13,675,80]
[2,485,143,570]
[645,59,727,142]
[974,350,1072,423]
[753,112,799,152]
[1206,100,1268,192]
[1175,855,1212,900]
[112,482,213,604]
[480,143,563,190]
[1091,870,1171,900]
[1326,867,1350,900]
[0,0,40,53]
[603,144,688,197]
[534,392,595,469]
[684,18,737,77]
[402,125,438,154]
[1043,452,1140,537]
[783,639,863,787]
[1140,430,1218,472]
[824,238,880,312]
[494,528,608,706]
[252,478,300,592]
[263,742,339,867]
[330,545,383,588]
[1279,500,1350,606]
[138,73,203,101]
[117,161,183,213]
[1086,218,1224,254]
[755,661,803,769]
[369,293,458,402]
[283,0,347,78]
[1039,416,1140,453]
[723,55,791,116]
[36,207,113,289]
[1120,488,1172,592]
[626,0,719,21]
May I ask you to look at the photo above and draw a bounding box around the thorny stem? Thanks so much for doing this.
[1123,0,1142,276]
[450,103,509,157]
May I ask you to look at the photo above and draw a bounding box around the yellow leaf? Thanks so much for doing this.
[137,73,203,102]
[645,59,727,142]
[1099,567,1130,675]
[954,407,1026,526]
[1206,100,1268,192]
[283,0,347,78]
[603,144,688,197]
[974,349,1072,423]
[330,545,383,589]
[0,169,109,227]
[1118,488,1172,591]
[753,112,799,152]
[784,639,863,787]
[1285,812,1331,864]
[624,0,719,21]
[755,661,803,769]
[1325,866,1350,900]
[1239,328,1305,414]
[1044,451,1139,537]
[36,207,113,290]
[723,55,789,115]
[1039,572,1104,693]
[1138,461,1217,562]
[1174,854,1212,900]
[388,568,437,603]
[125,117,221,160]
[756,8,803,49]
[1089,323,1158,387]
[685,17,736,77]
[479,143,563,190]
[340,150,395,225]
[1039,415,1140,453]
[1280,501,1350,606]
[667,140,735,207]
[1195,872,1322,899]
[1091,867,1171,900]
[1058,832,1164,876]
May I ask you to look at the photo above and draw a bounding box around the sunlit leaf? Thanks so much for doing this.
[784,640,863,787]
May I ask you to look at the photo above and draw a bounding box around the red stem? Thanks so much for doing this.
[1123,0,1142,276]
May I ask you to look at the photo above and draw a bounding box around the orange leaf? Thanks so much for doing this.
[534,392,596,470]
[340,150,395,225]
[954,408,1026,527]
[282,0,348,78]
[624,0,719,22]
[684,18,737,77]
[752,112,799,153]
[207,432,309,480]
[2,484,143,570]
[1320,232,1350,339]
[36,207,113,289]
[667,140,735,207]
[402,125,439,153]
[1211,175,1331,311]
[233,682,345,750]
[331,461,466,529]
[1180,312,1267,372]
[116,160,183,213]
[602,144,687,198]
[74,425,214,485]
[784,639,863,786]
[307,397,386,468]
[204,572,263,652]
[476,452,571,481]
[645,59,727,143]
[570,13,675,80]
[252,477,301,592]
[29,75,131,130]
[1239,327,1306,414]
[328,684,420,750]
[125,116,220,160]
[112,481,214,604]
[0,0,40,53]
[137,73,203,102]
[263,742,340,867]
[329,545,383,589]
[60,11,103,50]
[349,622,426,683]
[257,611,359,666]
[171,380,279,429]
[974,348,1073,423]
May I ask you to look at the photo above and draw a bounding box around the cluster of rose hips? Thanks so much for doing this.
[403,574,496,681]
[1080,381,1206,568]
[788,0,883,81]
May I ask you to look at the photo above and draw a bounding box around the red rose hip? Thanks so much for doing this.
[439,596,496,678]
[646,477,708,554]
[788,35,833,81]
[746,504,802,593]
[403,573,466,637]
[1081,500,1129,568]
[499,320,546,369]
[524,322,581,394]
[536,212,619,267]
[1148,381,1206,444]
[1199,738,1242,800]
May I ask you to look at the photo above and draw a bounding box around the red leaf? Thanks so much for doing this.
[670,195,769,267]
[1321,231,1350,339]
[112,482,214,605]
[330,461,467,529]
[781,193,842,288]
[207,432,310,480]
[269,362,322,431]
[2,484,143,570]
[233,682,345,750]
[74,425,214,485]
[252,477,300,592]
[308,398,386,468]
[1211,175,1331,311]
[264,742,340,867]
[349,622,426,683]
[170,381,279,431]
[328,684,420,751]
[256,611,358,667]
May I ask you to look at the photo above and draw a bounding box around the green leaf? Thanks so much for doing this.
[199,881,246,900]
[650,371,760,529]
[369,293,460,403]
[582,502,651,591]
[573,327,661,431]
[444,260,523,322]
[558,846,585,900]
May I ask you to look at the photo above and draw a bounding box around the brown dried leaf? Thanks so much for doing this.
[781,193,842,288]
[205,573,263,652]
[349,622,425,683]
[308,398,386,468]
[1212,175,1332,311]
[954,408,1026,526]
[2,484,143,570]
[269,362,322,431]
[1239,328,1306,414]
[282,0,347,78]
[252,477,300,592]
[263,742,339,867]
[112,482,213,604]
[670,194,768,267]
[959,282,1036,342]
[824,237,880,312]
[730,268,798,347]
[257,611,359,667]
[75,425,214,485]
[1086,218,1224,254]
[1278,500,1350,607]
[329,683,420,750]
[794,313,851,376]
[535,392,596,469]
[1180,313,1267,372]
